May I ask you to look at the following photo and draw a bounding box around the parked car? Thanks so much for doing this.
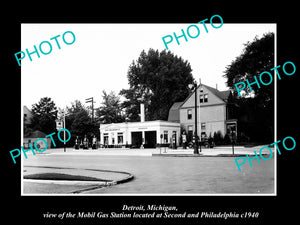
[188,138,214,149]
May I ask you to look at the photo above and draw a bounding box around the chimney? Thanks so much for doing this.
[216,83,218,90]
[140,103,145,122]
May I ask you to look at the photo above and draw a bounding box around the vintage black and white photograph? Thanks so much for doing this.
[21,23,276,195]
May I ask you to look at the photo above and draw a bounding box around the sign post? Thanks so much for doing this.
[160,134,163,154]
[56,110,66,152]
[56,120,63,130]
[63,111,66,152]
[231,129,236,156]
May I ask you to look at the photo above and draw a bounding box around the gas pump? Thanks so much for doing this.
[172,132,177,149]
[75,136,79,150]
[92,135,97,149]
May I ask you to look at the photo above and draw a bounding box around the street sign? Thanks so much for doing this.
[56,120,63,130]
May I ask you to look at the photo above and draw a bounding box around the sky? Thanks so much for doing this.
[21,23,276,110]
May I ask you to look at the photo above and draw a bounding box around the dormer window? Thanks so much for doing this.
[200,94,208,103]
[187,109,192,119]
[204,94,208,102]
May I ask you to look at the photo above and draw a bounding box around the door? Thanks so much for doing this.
[131,132,143,148]
[144,131,157,148]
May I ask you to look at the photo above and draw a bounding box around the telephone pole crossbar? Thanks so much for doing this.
[85,97,95,122]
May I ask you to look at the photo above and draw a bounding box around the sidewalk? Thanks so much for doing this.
[41,148,153,156]
[38,145,274,157]
[152,145,273,157]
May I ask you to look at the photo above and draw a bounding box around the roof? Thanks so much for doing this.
[171,83,232,115]
[100,120,180,130]
[167,101,183,122]
[23,105,31,113]
[202,84,231,102]
[181,84,231,106]
[24,130,47,138]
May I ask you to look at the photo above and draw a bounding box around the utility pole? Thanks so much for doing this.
[199,79,202,153]
[189,82,199,154]
[56,109,67,152]
[85,97,95,121]
[194,83,199,154]
[63,110,66,152]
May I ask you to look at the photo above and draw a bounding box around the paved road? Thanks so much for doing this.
[23,149,274,195]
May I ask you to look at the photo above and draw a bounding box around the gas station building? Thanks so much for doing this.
[100,120,180,148]
[100,102,181,148]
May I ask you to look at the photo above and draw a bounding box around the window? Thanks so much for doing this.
[200,94,208,103]
[187,109,192,120]
[163,131,168,143]
[172,131,177,144]
[226,122,237,135]
[204,94,208,102]
[117,132,123,144]
[103,133,109,145]
[111,133,115,145]
[200,95,204,103]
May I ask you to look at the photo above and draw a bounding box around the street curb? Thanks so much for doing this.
[71,173,134,194]
[23,165,135,194]
[152,154,203,157]
[68,168,135,193]
[152,153,272,157]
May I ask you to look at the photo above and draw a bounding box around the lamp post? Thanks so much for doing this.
[188,82,199,154]
[62,111,65,152]
[98,115,105,148]
[57,108,67,152]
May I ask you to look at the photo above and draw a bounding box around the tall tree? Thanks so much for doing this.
[65,100,87,134]
[223,32,275,142]
[66,100,98,140]
[30,97,58,134]
[67,100,86,114]
[70,110,95,137]
[120,48,194,121]
[96,90,125,123]
[224,32,274,101]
